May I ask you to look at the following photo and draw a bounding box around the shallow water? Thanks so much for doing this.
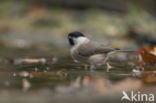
[0,46,135,90]
[0,46,155,103]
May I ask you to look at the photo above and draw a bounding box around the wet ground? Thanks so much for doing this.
[0,46,133,89]
[0,46,155,103]
[0,45,136,102]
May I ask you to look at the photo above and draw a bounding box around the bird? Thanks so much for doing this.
[67,31,137,72]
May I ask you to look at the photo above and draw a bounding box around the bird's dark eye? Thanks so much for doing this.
[68,36,72,39]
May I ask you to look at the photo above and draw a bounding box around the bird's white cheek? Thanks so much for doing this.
[75,37,89,45]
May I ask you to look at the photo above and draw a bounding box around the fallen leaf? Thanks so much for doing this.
[142,71,156,85]
[2,57,55,64]
[135,47,156,69]
[56,69,67,78]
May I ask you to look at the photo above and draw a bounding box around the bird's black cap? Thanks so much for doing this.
[68,31,85,46]
[68,31,85,38]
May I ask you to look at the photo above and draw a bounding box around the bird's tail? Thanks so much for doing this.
[107,49,138,56]
[115,49,139,52]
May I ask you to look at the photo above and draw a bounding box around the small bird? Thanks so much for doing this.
[68,31,137,72]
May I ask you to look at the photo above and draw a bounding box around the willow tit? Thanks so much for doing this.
[68,31,137,72]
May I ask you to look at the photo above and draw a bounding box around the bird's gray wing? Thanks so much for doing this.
[77,41,115,57]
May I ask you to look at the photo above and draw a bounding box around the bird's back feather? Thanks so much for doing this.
[77,41,115,57]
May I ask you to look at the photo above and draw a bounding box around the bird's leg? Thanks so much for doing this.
[102,52,114,72]
[90,65,96,72]
[90,64,96,70]
[106,62,112,72]
[84,64,89,70]
[103,57,109,64]
[103,52,114,64]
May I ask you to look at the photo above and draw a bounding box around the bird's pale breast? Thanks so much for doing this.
[89,54,106,65]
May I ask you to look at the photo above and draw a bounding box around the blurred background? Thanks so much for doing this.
[0,0,156,51]
[0,0,156,103]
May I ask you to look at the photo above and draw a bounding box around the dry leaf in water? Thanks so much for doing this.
[135,47,156,69]
[142,71,156,85]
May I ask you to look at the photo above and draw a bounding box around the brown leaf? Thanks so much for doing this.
[135,47,156,69]
[142,71,156,85]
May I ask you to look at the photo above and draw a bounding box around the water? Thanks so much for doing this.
[0,46,155,103]
[0,45,135,90]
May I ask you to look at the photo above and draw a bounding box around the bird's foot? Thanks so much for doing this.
[106,62,112,72]
[90,65,96,71]
[84,65,89,70]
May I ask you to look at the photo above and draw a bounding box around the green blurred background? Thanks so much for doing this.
[0,0,156,51]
